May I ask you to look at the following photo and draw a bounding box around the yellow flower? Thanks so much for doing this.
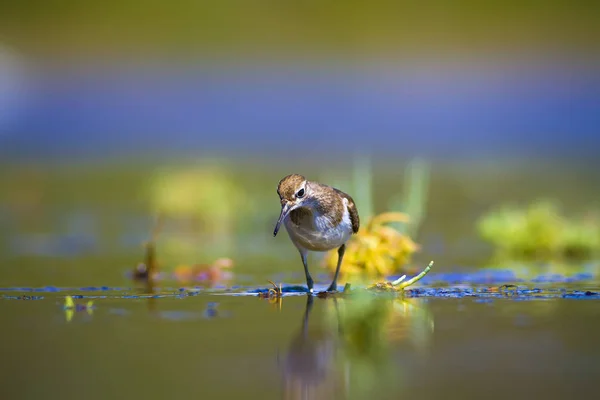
[323,212,419,281]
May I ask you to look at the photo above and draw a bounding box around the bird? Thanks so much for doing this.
[273,174,360,292]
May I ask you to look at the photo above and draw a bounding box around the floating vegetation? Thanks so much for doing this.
[63,295,94,322]
[478,200,600,261]
[403,286,600,300]
[324,212,419,281]
[366,261,433,292]
[257,280,283,299]
[257,280,284,309]
[256,262,433,300]
[0,280,598,304]
[1,295,43,300]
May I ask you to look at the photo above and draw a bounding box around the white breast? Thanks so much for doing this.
[284,198,353,252]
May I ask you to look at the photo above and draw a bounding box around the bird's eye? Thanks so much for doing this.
[296,188,305,198]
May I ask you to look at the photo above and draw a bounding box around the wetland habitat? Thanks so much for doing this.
[1,159,599,400]
[1,2,600,397]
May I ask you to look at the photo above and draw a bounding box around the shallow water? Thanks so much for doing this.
[2,161,600,399]
[2,282,600,400]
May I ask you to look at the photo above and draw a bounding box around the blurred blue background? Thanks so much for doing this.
[0,1,598,161]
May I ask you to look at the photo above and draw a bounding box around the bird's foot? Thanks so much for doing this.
[306,278,314,294]
[325,284,338,293]
[316,287,340,298]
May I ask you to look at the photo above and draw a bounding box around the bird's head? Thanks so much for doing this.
[273,174,311,236]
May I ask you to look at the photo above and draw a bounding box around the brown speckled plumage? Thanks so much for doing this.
[277,174,306,201]
[334,188,360,233]
[278,174,359,233]
[309,182,359,233]
[289,207,312,225]
[274,173,360,292]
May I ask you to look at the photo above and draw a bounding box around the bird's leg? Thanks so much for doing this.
[327,244,345,292]
[299,249,314,293]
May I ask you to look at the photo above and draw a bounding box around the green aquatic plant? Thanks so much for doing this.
[149,165,251,232]
[63,296,94,322]
[132,214,164,294]
[316,261,433,297]
[560,214,600,259]
[352,154,374,221]
[147,165,251,262]
[324,212,420,281]
[478,200,600,261]
[366,261,433,292]
[389,158,430,237]
[323,157,430,280]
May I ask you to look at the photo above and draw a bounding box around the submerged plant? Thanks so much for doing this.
[478,200,600,261]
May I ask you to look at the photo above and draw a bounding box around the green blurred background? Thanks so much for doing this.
[1,1,599,57]
[2,3,600,400]
[0,0,599,287]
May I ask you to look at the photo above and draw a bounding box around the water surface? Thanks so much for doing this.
[2,284,599,400]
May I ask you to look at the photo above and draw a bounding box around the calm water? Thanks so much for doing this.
[1,287,600,400]
[2,160,600,399]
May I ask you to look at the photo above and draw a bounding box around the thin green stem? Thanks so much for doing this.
[393,261,433,289]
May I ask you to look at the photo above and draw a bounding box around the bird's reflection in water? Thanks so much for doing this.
[281,294,434,400]
[281,296,341,399]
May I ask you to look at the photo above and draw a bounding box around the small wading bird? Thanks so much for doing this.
[274,174,360,292]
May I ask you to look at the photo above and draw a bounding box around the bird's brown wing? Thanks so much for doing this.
[334,189,360,233]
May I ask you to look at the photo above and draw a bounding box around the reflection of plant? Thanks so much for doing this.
[326,294,434,397]
[478,200,600,261]
[324,212,419,280]
[335,296,433,350]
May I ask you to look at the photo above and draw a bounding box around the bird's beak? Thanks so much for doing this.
[273,202,293,237]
